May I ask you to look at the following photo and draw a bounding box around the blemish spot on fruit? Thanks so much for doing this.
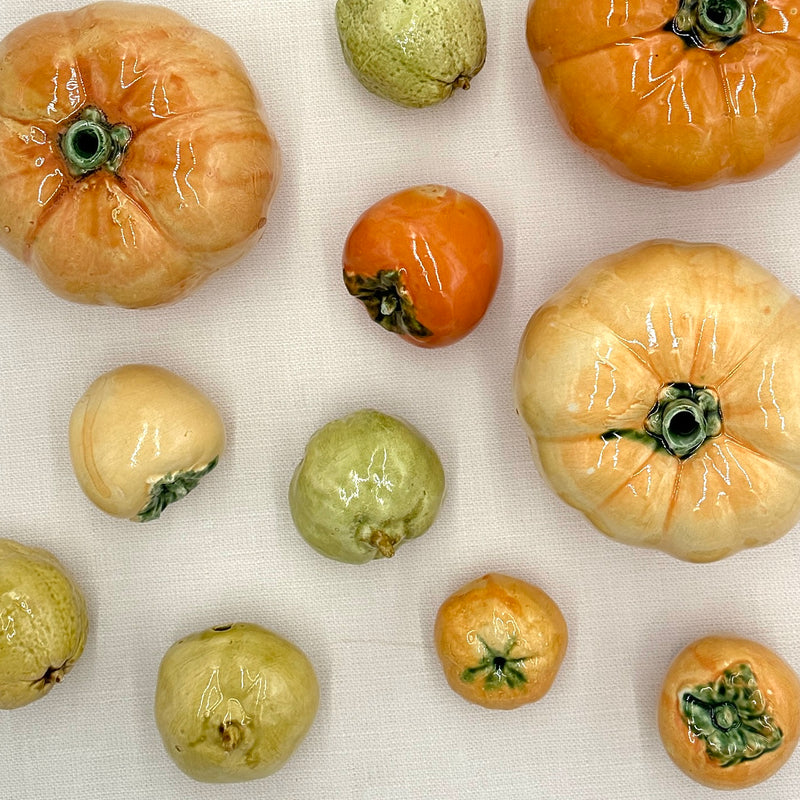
[257,217,267,229]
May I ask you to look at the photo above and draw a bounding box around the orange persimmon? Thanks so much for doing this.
[342,184,503,348]
[658,636,800,789]
[0,2,279,307]
[526,0,800,189]
[434,573,568,710]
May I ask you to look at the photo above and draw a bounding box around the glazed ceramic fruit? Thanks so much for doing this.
[514,240,800,563]
[434,573,567,710]
[658,636,800,789]
[526,0,800,189]
[289,409,445,563]
[335,0,487,108]
[155,622,319,783]
[343,185,503,348]
[0,538,88,709]
[0,2,279,307]
[69,364,225,521]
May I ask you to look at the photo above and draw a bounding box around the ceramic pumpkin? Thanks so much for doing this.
[514,240,800,562]
[0,2,279,307]
[658,636,800,789]
[526,0,800,189]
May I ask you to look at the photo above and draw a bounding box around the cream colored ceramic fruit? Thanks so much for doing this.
[0,538,88,709]
[155,622,319,783]
[69,364,225,521]
[514,240,800,562]
[658,636,800,789]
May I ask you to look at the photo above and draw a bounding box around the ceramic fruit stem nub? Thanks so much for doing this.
[644,383,723,458]
[672,0,749,48]
[58,107,132,177]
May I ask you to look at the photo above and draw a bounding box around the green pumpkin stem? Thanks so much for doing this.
[671,0,749,49]
[59,107,132,177]
[644,383,722,459]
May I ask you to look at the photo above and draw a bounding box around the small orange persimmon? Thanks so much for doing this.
[434,573,568,710]
[659,636,800,790]
[342,184,503,348]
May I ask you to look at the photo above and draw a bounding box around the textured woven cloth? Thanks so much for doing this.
[2,1,800,798]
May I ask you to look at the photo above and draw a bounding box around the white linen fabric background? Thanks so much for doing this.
[2,1,800,798]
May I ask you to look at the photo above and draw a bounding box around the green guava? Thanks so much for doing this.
[154,622,319,783]
[335,0,487,108]
[0,538,88,709]
[289,409,446,564]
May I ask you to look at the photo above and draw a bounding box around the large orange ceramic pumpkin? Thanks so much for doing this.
[526,0,800,189]
[0,2,279,307]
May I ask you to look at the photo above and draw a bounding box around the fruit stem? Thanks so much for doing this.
[369,530,397,558]
[343,269,433,339]
[59,107,132,177]
[671,0,749,49]
[220,721,243,752]
[644,383,722,458]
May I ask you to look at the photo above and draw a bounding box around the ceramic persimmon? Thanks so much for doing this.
[658,636,800,789]
[526,0,800,189]
[343,185,503,348]
[514,240,800,563]
[0,2,279,307]
[69,364,225,521]
[434,573,568,709]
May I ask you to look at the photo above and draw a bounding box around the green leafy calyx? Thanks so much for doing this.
[680,662,783,767]
[343,269,432,338]
[137,458,219,522]
[461,635,532,691]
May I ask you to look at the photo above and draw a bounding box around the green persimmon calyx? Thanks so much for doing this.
[460,635,532,690]
[137,458,219,522]
[59,106,132,177]
[669,0,749,49]
[344,269,433,338]
[644,383,722,459]
[680,663,783,767]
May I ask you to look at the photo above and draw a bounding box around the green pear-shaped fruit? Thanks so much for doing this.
[289,409,446,563]
[335,0,487,108]
[154,622,319,783]
[0,538,88,709]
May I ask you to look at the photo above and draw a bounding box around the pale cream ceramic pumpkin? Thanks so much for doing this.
[514,240,800,562]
